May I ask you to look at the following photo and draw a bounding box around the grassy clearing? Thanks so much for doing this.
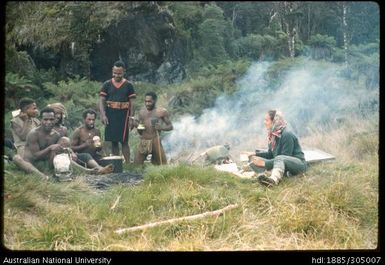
[3,118,378,251]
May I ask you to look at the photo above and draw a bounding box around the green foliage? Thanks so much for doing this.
[231,33,294,60]
[348,2,379,45]
[339,42,380,90]
[217,2,272,36]
[6,2,379,82]
[197,18,228,64]
[263,57,308,90]
[5,73,40,111]
[169,60,250,117]
[232,34,264,59]
[308,34,337,48]
[43,77,101,131]
[188,4,236,69]
[43,76,100,105]
[5,43,35,77]
[331,47,346,63]
[168,2,203,39]
[307,34,336,60]
[202,3,224,20]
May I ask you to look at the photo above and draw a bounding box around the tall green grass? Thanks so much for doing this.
[3,117,378,250]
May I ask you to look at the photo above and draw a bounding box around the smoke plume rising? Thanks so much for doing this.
[163,60,378,162]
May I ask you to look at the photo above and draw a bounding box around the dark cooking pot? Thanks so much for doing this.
[99,156,123,173]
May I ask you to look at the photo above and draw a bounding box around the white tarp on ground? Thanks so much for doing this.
[303,149,335,163]
[214,163,256,179]
[255,148,335,163]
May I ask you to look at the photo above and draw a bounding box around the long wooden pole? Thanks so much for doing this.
[156,129,163,165]
[115,203,238,235]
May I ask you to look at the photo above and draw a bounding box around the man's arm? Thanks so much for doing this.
[136,110,145,135]
[70,128,89,153]
[99,96,108,125]
[128,97,135,130]
[159,109,173,131]
[94,129,103,151]
[11,116,32,141]
[62,126,68,137]
[26,131,61,161]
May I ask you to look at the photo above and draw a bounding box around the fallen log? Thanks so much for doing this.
[115,203,239,235]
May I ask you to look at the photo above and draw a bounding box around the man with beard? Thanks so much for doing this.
[99,60,136,164]
[71,109,103,163]
[133,92,173,165]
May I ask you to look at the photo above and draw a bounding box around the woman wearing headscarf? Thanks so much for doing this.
[243,110,307,186]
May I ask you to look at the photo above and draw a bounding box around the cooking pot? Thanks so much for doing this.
[99,156,124,173]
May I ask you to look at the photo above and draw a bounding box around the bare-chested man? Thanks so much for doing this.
[13,107,64,179]
[133,91,173,165]
[71,109,103,163]
[13,107,112,180]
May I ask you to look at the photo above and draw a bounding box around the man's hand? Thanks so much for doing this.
[154,123,162,131]
[130,117,139,128]
[18,112,28,121]
[101,114,109,125]
[85,138,94,147]
[129,117,135,130]
[50,144,63,152]
[70,152,78,161]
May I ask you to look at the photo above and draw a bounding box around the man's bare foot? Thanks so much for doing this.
[97,164,114,174]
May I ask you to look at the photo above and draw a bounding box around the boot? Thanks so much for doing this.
[258,168,283,186]
[270,168,284,184]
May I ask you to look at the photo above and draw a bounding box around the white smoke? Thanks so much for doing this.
[163,60,378,162]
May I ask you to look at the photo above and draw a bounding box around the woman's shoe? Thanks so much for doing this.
[257,174,277,186]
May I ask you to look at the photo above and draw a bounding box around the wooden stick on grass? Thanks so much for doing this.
[110,195,121,211]
[115,203,239,235]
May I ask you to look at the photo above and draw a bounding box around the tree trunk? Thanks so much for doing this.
[284,21,296,58]
[288,29,296,58]
[232,5,237,28]
[342,2,348,66]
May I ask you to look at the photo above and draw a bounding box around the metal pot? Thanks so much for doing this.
[99,156,124,173]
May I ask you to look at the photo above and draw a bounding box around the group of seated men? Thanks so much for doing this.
[9,98,113,180]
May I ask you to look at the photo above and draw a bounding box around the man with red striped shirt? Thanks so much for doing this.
[99,61,136,163]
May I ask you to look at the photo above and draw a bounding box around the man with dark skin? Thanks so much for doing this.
[13,107,112,179]
[13,107,63,179]
[11,98,40,157]
[99,60,136,163]
[71,109,103,163]
[133,92,173,165]
[47,103,68,137]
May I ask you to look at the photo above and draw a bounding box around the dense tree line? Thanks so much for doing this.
[4,1,379,112]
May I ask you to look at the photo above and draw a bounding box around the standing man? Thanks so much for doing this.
[99,61,136,163]
[134,92,173,165]
[71,109,103,163]
[11,98,40,157]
